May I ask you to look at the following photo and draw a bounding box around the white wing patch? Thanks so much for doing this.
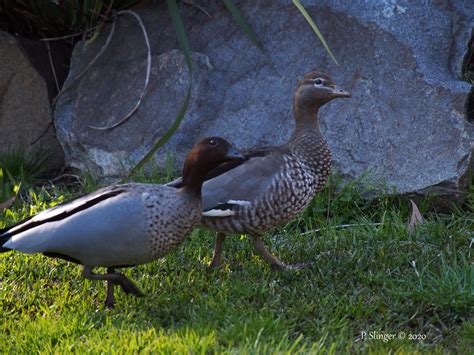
[226,199,251,206]
[202,209,235,217]
[202,199,252,218]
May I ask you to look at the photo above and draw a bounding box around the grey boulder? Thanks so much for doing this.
[54,1,474,196]
[0,31,64,169]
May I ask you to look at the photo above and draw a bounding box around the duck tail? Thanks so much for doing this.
[0,227,12,252]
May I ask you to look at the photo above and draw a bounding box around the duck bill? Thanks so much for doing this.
[330,86,351,98]
[225,148,244,160]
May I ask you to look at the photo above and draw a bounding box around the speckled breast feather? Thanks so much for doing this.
[201,131,331,235]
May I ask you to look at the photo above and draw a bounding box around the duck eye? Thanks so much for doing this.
[313,78,324,86]
[209,139,217,146]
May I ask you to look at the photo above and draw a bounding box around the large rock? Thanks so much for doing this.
[55,48,212,177]
[0,31,64,169]
[54,1,474,196]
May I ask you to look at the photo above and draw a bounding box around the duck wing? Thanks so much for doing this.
[0,185,126,246]
[166,145,283,189]
[200,147,288,216]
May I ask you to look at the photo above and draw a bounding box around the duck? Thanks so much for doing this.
[0,137,243,308]
[167,71,350,270]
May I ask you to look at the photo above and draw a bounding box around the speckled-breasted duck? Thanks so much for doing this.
[168,72,350,270]
[0,137,243,308]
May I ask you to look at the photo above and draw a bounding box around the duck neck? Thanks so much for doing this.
[181,164,206,196]
[290,100,322,143]
[289,100,331,176]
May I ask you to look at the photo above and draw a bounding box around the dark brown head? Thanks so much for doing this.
[182,137,243,192]
[294,71,351,113]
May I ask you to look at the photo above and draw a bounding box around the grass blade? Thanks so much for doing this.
[167,0,192,70]
[123,0,193,181]
[123,84,192,181]
[292,0,339,65]
[222,0,264,52]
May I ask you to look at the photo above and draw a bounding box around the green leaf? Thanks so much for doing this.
[123,0,193,181]
[63,0,78,28]
[292,0,339,65]
[83,0,93,15]
[123,84,192,182]
[85,22,103,45]
[167,0,192,70]
[91,0,104,27]
[222,0,264,52]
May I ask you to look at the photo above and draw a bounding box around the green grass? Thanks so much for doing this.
[1,173,473,353]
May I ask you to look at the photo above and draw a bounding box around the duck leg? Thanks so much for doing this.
[105,267,116,308]
[82,266,144,308]
[209,233,226,268]
[250,236,313,271]
[251,235,286,270]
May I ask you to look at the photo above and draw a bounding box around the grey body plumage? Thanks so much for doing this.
[4,184,200,267]
[1,137,243,308]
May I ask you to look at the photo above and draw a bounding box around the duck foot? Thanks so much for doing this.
[82,266,144,308]
[208,232,226,269]
[277,261,313,271]
[116,275,144,297]
[251,236,312,271]
[251,235,286,270]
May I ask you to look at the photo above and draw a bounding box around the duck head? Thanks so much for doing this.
[182,137,243,192]
[293,71,350,117]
